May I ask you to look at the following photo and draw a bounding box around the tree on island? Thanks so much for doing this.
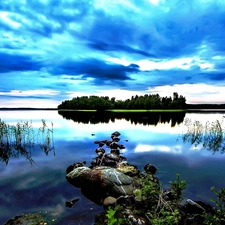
[57,92,186,110]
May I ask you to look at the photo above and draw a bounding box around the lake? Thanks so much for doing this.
[1,110,225,224]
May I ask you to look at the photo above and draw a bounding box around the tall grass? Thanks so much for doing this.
[0,119,54,165]
[180,118,225,154]
[37,119,55,155]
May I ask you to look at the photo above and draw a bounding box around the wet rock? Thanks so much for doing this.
[118,144,126,149]
[112,136,120,142]
[110,149,120,155]
[93,153,127,167]
[65,161,86,174]
[65,198,79,208]
[66,166,134,205]
[89,167,134,196]
[109,141,119,149]
[144,163,157,175]
[105,140,112,147]
[66,166,91,188]
[111,131,121,137]
[95,147,105,155]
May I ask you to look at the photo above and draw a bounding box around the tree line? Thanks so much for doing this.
[57,92,186,110]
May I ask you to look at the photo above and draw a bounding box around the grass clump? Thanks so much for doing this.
[0,119,54,165]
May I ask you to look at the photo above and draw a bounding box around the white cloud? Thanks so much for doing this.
[137,57,214,71]
[147,84,225,104]
[0,11,21,29]
[66,89,143,101]
[0,98,60,108]
[0,89,60,97]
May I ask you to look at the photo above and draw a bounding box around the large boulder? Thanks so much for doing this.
[66,166,134,205]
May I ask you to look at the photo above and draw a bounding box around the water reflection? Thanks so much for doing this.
[58,111,186,126]
[0,119,55,165]
[180,118,225,154]
[1,111,225,225]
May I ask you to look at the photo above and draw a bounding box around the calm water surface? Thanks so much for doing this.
[0,110,225,224]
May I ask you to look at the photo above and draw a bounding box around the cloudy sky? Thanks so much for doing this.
[1,0,225,108]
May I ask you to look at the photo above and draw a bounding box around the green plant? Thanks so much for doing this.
[169,173,186,203]
[147,208,180,225]
[204,186,225,225]
[105,206,124,225]
[135,174,185,225]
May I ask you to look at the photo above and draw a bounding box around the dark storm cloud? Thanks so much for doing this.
[204,72,225,81]
[53,58,140,82]
[0,52,42,73]
[88,41,156,58]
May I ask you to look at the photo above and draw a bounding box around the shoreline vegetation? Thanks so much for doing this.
[56,92,225,111]
[1,108,225,112]
[0,92,225,111]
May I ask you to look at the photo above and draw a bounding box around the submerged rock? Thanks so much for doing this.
[4,213,51,225]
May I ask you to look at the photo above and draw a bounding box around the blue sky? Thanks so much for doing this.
[1,0,225,108]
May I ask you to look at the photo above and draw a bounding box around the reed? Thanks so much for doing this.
[37,119,55,155]
[180,117,225,154]
[0,119,54,165]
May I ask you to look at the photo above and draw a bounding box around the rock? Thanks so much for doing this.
[95,147,105,155]
[144,163,157,175]
[94,141,104,146]
[110,149,120,155]
[103,196,117,209]
[116,163,140,177]
[112,136,120,142]
[66,166,91,188]
[117,195,136,206]
[65,198,79,208]
[184,199,209,214]
[109,141,119,149]
[111,131,121,137]
[89,167,134,196]
[66,166,134,205]
[4,213,49,225]
[65,161,86,174]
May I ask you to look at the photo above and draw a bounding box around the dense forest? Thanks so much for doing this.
[57,92,186,110]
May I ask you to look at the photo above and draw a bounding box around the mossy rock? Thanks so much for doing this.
[4,213,51,225]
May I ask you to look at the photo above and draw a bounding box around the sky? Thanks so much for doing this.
[1,0,225,108]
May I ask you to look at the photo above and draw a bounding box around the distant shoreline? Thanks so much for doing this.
[0,108,57,111]
[1,108,225,112]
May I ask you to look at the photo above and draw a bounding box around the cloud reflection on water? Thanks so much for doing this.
[1,110,225,224]
[134,144,182,153]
